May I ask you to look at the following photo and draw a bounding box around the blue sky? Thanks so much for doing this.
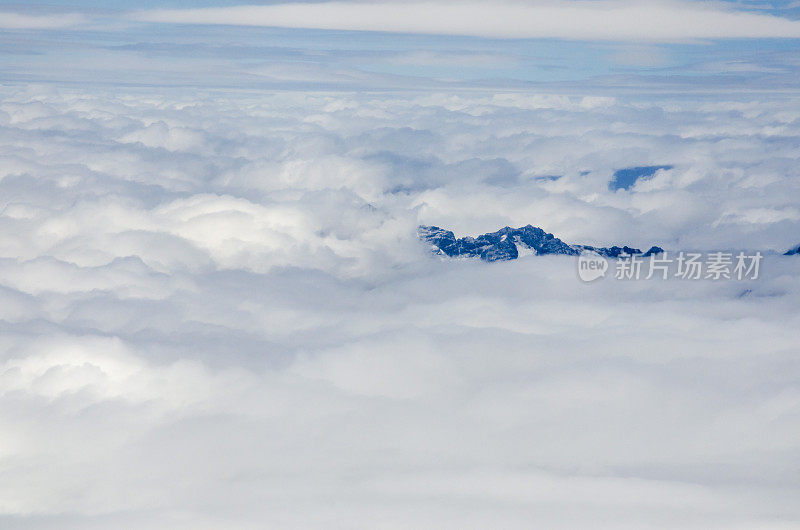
[2,0,800,92]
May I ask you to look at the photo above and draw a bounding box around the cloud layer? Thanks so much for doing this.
[1,86,799,528]
[0,11,86,29]
[135,1,800,42]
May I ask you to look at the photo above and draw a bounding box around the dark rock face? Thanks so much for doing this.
[419,225,662,262]
[573,245,642,258]
[418,225,577,261]
[786,245,800,256]
[644,246,665,256]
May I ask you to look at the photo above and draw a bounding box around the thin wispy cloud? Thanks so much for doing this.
[133,0,800,42]
[0,11,86,29]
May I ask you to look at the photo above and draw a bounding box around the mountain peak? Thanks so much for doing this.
[419,224,662,262]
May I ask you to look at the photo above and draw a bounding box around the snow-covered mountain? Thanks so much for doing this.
[419,224,663,262]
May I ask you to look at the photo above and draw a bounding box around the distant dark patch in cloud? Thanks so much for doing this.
[610,165,674,191]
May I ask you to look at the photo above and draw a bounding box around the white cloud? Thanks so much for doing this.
[1,86,800,528]
[0,12,85,30]
[134,1,800,42]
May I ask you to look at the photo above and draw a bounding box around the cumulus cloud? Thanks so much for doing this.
[134,1,800,42]
[1,86,800,529]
